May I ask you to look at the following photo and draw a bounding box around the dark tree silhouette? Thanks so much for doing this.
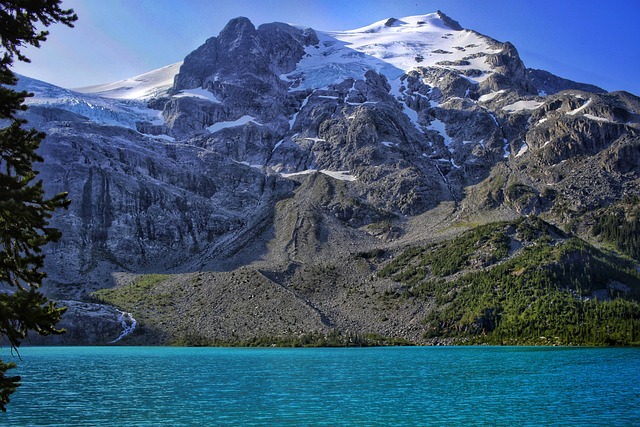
[0,0,77,411]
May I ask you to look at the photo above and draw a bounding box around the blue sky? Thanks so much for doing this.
[12,0,640,95]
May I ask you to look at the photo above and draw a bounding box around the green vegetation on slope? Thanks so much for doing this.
[592,197,640,262]
[381,217,640,346]
[93,274,172,309]
[174,331,413,347]
[92,274,174,341]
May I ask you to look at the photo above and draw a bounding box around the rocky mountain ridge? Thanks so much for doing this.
[17,12,640,345]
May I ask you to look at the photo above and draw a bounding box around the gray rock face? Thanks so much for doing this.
[526,92,637,162]
[465,90,640,216]
[27,301,127,345]
[32,106,293,298]
[527,69,607,95]
[173,17,317,91]
[436,10,464,31]
[165,18,318,139]
[480,42,537,96]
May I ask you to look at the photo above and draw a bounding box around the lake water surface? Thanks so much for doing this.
[2,346,639,426]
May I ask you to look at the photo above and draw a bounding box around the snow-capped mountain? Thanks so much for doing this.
[18,12,640,345]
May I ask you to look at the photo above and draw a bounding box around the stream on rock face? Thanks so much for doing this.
[111,311,137,343]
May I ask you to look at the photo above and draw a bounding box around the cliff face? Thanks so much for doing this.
[31,105,294,297]
[18,13,640,344]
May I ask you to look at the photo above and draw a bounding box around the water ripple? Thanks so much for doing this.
[2,346,639,426]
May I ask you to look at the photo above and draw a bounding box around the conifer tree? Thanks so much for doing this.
[0,0,76,411]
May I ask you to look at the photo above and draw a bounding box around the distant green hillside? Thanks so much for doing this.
[380,217,640,346]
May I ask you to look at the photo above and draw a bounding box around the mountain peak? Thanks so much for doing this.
[218,16,257,50]
[221,16,255,34]
[436,10,464,31]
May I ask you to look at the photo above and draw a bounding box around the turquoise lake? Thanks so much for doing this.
[1,346,639,426]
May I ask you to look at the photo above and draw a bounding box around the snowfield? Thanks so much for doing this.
[283,13,501,91]
[502,100,544,113]
[281,169,357,181]
[75,62,182,100]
